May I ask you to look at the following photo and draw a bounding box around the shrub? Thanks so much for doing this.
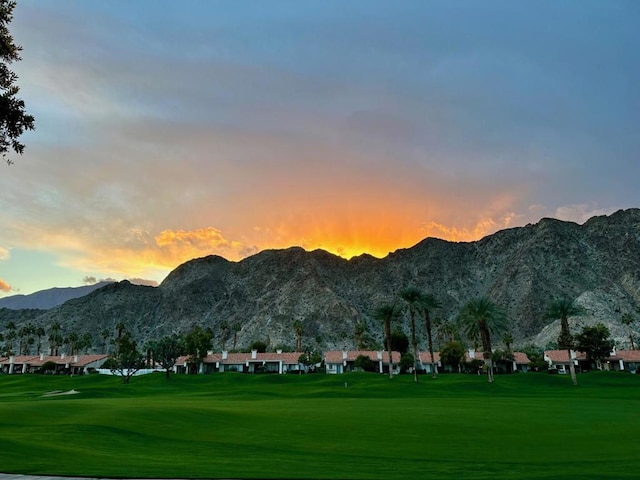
[354,354,375,372]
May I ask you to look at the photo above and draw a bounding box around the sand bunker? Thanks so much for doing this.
[42,389,79,397]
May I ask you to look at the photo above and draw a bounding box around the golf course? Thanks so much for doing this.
[1,371,638,479]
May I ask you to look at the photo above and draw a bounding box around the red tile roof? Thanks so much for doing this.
[513,352,531,364]
[0,354,109,367]
[177,352,304,366]
[611,350,640,362]
[324,350,401,364]
[544,350,587,363]
[419,352,441,363]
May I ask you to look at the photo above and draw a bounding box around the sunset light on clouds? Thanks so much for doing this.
[0,1,638,295]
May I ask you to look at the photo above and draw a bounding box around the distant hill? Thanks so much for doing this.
[0,281,114,310]
[1,209,639,352]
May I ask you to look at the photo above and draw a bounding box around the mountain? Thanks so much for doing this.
[0,281,114,310]
[1,209,639,352]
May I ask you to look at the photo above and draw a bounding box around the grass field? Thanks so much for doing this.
[1,371,639,479]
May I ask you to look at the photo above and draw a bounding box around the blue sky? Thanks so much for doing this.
[1,0,638,296]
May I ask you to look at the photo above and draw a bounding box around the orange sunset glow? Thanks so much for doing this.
[0,1,636,296]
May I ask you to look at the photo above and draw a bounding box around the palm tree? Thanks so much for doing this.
[372,303,401,379]
[621,313,635,350]
[232,322,241,350]
[101,329,110,354]
[399,286,423,383]
[219,320,229,351]
[67,332,79,356]
[354,321,367,349]
[420,292,441,378]
[544,298,583,386]
[48,322,62,356]
[4,321,16,355]
[35,326,45,355]
[458,297,507,383]
[292,320,303,352]
[115,321,127,355]
[502,332,514,354]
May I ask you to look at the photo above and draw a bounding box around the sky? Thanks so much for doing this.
[1,0,639,296]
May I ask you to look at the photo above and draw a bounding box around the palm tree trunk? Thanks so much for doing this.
[385,319,393,379]
[425,311,436,379]
[567,348,578,386]
[479,319,494,383]
[559,316,578,386]
[410,311,419,383]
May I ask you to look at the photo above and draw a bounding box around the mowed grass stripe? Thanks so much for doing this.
[1,372,639,479]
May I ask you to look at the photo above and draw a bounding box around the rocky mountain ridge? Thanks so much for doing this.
[1,209,639,352]
[0,281,114,310]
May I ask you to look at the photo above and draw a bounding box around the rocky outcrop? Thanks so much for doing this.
[1,209,639,352]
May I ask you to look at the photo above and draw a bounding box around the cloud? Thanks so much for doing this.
[82,276,97,284]
[155,227,255,264]
[0,247,9,261]
[553,204,615,225]
[0,278,12,292]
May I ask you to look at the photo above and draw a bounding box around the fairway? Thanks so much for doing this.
[1,372,639,479]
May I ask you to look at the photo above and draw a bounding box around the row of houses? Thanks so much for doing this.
[174,349,533,375]
[3,348,640,376]
[544,348,640,373]
[0,353,109,375]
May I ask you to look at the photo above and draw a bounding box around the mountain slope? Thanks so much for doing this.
[1,209,639,352]
[0,281,114,310]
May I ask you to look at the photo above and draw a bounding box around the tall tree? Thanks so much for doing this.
[354,321,367,349]
[231,322,241,350]
[420,292,441,378]
[440,341,466,373]
[48,321,62,356]
[292,320,304,352]
[150,334,185,379]
[0,0,35,165]
[101,329,110,354]
[621,313,636,350]
[575,323,614,370]
[219,320,229,351]
[544,298,583,386]
[184,326,213,374]
[399,286,423,383]
[458,297,507,383]
[67,332,78,356]
[372,303,401,379]
[110,331,144,384]
[35,326,45,355]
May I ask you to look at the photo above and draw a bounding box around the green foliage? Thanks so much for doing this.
[457,297,507,382]
[575,323,614,365]
[544,298,583,350]
[440,341,465,369]
[389,329,409,354]
[399,353,414,373]
[184,325,214,366]
[0,0,35,165]
[38,360,57,374]
[149,334,185,379]
[353,354,375,372]
[110,332,145,384]
[249,340,267,353]
[521,344,548,371]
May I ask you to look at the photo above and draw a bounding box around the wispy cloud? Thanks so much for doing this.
[0,279,12,292]
[0,1,637,292]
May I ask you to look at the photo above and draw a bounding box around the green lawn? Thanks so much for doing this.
[1,372,639,479]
